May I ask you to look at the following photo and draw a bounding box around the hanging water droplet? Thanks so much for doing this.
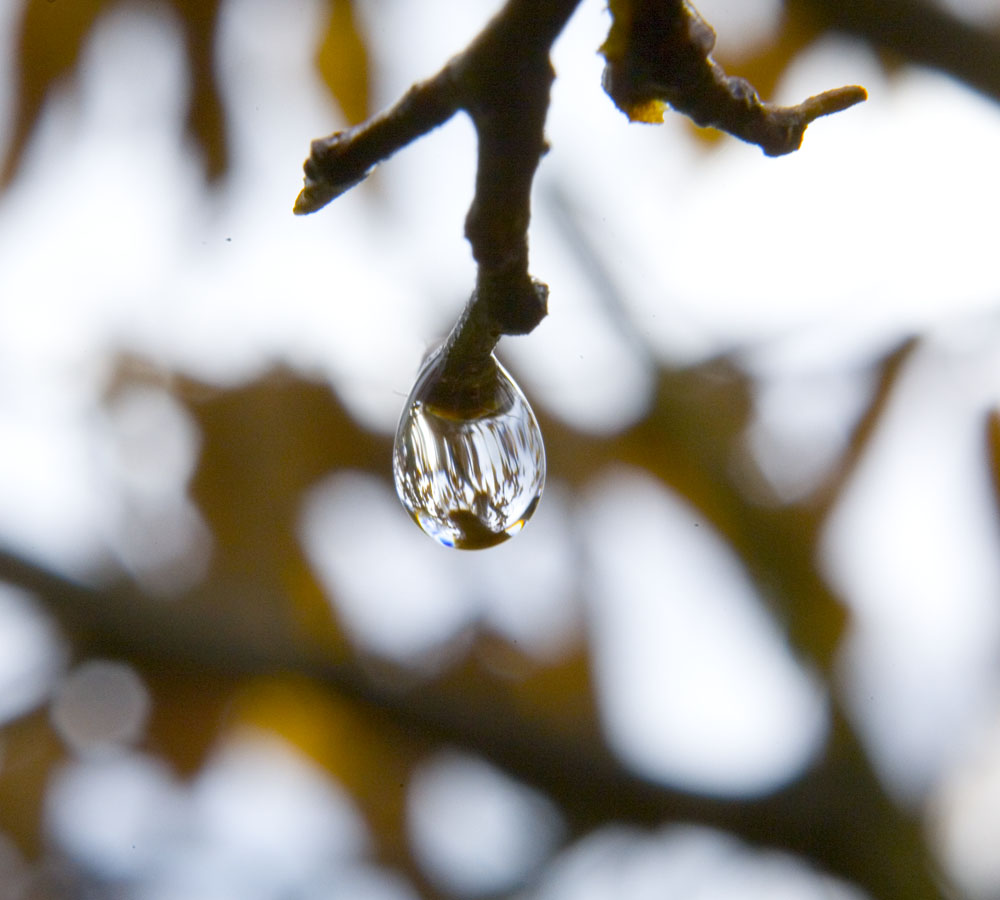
[393,349,545,550]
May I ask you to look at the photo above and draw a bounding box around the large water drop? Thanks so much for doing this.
[393,352,545,549]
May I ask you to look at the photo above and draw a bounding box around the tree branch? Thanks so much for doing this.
[0,541,945,900]
[799,0,1000,106]
[601,0,866,155]
[294,0,583,396]
[293,69,462,215]
[294,0,866,393]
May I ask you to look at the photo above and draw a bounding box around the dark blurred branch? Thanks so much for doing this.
[986,408,1000,523]
[812,336,919,516]
[799,0,1000,105]
[0,542,943,900]
[746,340,918,672]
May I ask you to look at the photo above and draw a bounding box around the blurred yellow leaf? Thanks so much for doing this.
[315,0,370,126]
[171,0,228,179]
[144,669,240,775]
[230,675,424,863]
[0,712,65,856]
[987,409,1000,511]
[180,368,383,639]
[4,0,228,187]
[3,0,108,186]
[182,369,381,573]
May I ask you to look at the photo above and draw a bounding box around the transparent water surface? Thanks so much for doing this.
[392,359,545,550]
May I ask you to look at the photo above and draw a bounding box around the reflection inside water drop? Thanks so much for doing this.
[393,354,545,550]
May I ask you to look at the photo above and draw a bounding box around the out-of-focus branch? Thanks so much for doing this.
[798,0,1000,105]
[986,408,1000,524]
[602,0,866,155]
[811,336,919,517]
[0,542,944,900]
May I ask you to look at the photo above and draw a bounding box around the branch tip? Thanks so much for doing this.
[798,84,868,123]
[293,168,372,215]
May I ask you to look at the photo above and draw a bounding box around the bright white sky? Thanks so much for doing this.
[1,0,1000,895]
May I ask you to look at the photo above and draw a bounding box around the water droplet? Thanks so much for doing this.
[393,351,545,550]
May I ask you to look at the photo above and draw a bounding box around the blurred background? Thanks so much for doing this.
[1,0,1000,897]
